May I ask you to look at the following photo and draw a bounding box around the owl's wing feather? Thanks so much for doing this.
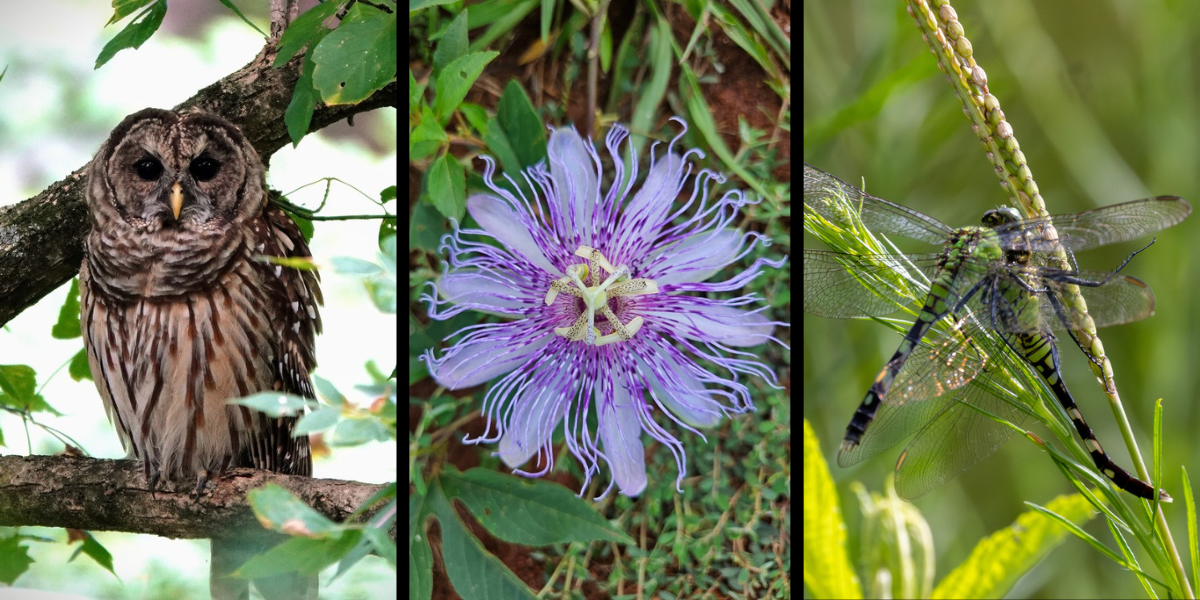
[242,202,322,475]
[253,203,322,397]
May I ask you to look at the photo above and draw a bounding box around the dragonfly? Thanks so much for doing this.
[803,163,1190,500]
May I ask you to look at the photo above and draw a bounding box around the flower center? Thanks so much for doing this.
[544,245,659,346]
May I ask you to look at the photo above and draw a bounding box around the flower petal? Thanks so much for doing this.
[468,194,561,276]
[499,384,562,469]
[646,228,743,285]
[613,152,684,253]
[645,304,774,346]
[599,382,647,497]
[548,126,598,243]
[431,332,552,389]
[439,269,530,315]
[636,349,725,428]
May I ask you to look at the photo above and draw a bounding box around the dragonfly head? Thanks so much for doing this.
[982,206,1022,228]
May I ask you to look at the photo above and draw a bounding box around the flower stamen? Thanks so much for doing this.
[544,245,659,345]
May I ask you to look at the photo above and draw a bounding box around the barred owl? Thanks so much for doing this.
[79,108,321,600]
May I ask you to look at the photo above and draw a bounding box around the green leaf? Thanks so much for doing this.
[69,348,93,382]
[708,2,778,80]
[364,360,393,385]
[0,535,34,585]
[409,199,443,251]
[238,532,362,578]
[801,420,862,600]
[599,16,612,73]
[313,375,345,406]
[332,417,391,445]
[379,218,397,248]
[458,102,489,135]
[606,10,643,114]
[630,18,672,155]
[285,51,322,147]
[246,483,340,537]
[216,0,267,37]
[431,51,499,124]
[679,67,770,201]
[425,153,466,220]
[722,0,788,69]
[51,279,81,339]
[540,0,554,40]
[294,212,315,243]
[468,0,540,51]
[230,392,310,417]
[70,533,116,576]
[408,355,428,385]
[366,276,396,314]
[379,234,397,272]
[409,108,446,161]
[496,80,546,171]
[361,525,397,566]
[279,200,314,241]
[310,3,397,105]
[332,256,381,276]
[432,9,469,73]
[274,0,343,66]
[410,0,458,10]
[480,118,520,175]
[106,0,155,26]
[295,405,341,435]
[441,468,633,545]
[423,479,587,599]
[95,0,167,69]
[256,255,319,271]
[0,365,49,412]
[408,68,423,114]
[380,185,397,203]
[934,495,1098,599]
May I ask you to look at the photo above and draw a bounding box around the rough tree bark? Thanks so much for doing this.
[0,455,394,541]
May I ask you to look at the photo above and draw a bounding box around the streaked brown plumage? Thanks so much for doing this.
[80,108,321,600]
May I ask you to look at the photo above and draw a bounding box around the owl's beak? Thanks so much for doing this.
[169,181,184,220]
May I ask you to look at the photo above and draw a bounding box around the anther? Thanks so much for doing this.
[544,246,659,345]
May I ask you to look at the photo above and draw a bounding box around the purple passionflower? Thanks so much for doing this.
[420,117,788,499]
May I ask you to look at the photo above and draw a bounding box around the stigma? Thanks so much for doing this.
[544,246,659,346]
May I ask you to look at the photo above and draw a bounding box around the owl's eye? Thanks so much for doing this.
[189,156,220,182]
[134,158,163,181]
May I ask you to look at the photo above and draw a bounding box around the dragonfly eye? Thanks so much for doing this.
[543,245,659,346]
[982,206,1022,227]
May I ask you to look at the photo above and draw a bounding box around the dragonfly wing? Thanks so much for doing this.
[1009,196,1191,253]
[804,163,952,245]
[1039,271,1156,330]
[802,249,942,318]
[893,379,1027,500]
[837,316,992,468]
[888,315,992,407]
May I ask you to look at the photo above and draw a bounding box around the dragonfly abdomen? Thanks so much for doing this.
[1010,331,1168,501]
[838,244,987,462]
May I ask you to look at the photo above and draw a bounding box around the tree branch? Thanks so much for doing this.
[0,454,392,541]
[0,40,398,328]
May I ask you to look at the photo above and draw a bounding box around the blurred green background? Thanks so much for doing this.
[804,1,1200,598]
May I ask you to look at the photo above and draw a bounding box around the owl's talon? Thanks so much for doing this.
[192,470,209,501]
[148,468,162,499]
